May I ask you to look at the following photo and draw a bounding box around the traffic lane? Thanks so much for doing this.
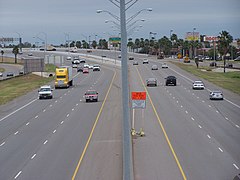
[0,72,97,179]
[0,70,81,144]
[0,68,104,179]
[143,59,240,127]
[7,67,114,180]
[139,61,240,161]
[73,70,122,180]
[129,65,185,179]
[136,63,240,179]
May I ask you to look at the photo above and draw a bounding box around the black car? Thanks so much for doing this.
[165,76,177,86]
[6,72,14,77]
[210,62,217,67]
[77,66,84,72]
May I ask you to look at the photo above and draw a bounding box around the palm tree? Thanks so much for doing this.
[218,31,233,72]
[12,46,19,64]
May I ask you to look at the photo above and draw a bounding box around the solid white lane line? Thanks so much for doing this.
[198,125,202,129]
[0,99,37,122]
[61,121,64,124]
[0,142,5,147]
[53,130,57,134]
[31,154,36,159]
[191,117,195,121]
[207,134,211,139]
[43,140,48,145]
[233,164,239,170]
[218,147,223,152]
[14,171,22,179]
[14,131,19,135]
[26,122,30,126]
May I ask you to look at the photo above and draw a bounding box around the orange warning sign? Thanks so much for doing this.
[131,92,146,100]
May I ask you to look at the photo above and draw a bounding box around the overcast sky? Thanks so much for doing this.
[0,0,239,45]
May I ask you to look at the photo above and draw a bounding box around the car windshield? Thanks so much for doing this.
[86,91,97,95]
[40,88,51,92]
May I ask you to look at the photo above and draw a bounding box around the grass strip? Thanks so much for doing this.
[0,74,54,105]
[171,61,240,95]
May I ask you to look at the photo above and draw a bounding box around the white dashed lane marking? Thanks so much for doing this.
[191,117,195,121]
[31,154,36,159]
[26,122,30,126]
[61,121,64,124]
[14,171,22,179]
[233,164,239,170]
[0,142,5,147]
[67,114,69,117]
[43,140,48,145]
[14,131,19,135]
[198,125,202,129]
[53,130,57,134]
[35,115,38,118]
[218,147,223,152]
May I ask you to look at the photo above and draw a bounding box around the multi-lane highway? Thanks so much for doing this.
[0,50,239,179]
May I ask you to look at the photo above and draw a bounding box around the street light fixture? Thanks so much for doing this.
[126,8,152,24]
[97,10,120,22]
[127,19,145,30]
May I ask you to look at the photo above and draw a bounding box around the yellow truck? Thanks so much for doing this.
[55,66,73,88]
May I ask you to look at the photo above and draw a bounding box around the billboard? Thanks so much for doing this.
[185,32,200,41]
[204,36,219,42]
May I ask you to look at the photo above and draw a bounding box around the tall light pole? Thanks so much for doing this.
[119,1,133,179]
[170,30,173,57]
[192,27,196,59]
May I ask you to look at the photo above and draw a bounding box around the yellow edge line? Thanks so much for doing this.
[72,71,116,180]
[135,67,187,180]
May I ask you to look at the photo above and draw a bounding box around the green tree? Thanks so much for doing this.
[1,50,4,63]
[92,40,97,49]
[76,41,81,48]
[12,46,19,64]
[218,31,233,72]
[134,38,140,52]
[70,41,75,47]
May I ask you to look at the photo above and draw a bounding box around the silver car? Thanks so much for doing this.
[209,90,224,100]
[192,80,205,90]
[146,78,157,86]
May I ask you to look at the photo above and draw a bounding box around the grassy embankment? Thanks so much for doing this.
[171,61,240,95]
[0,58,56,105]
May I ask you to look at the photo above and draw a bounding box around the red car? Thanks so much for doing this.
[83,68,89,73]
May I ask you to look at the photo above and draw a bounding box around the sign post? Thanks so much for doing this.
[131,92,146,136]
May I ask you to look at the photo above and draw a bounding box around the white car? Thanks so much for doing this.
[89,64,94,69]
[66,56,72,61]
[161,63,168,68]
[210,90,224,100]
[38,85,53,99]
[0,72,3,77]
[72,64,78,68]
[192,80,205,90]
[84,64,89,68]
[143,59,149,64]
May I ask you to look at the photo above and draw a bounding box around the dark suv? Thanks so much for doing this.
[165,76,177,86]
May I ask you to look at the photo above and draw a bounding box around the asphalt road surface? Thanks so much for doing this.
[0,50,239,180]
